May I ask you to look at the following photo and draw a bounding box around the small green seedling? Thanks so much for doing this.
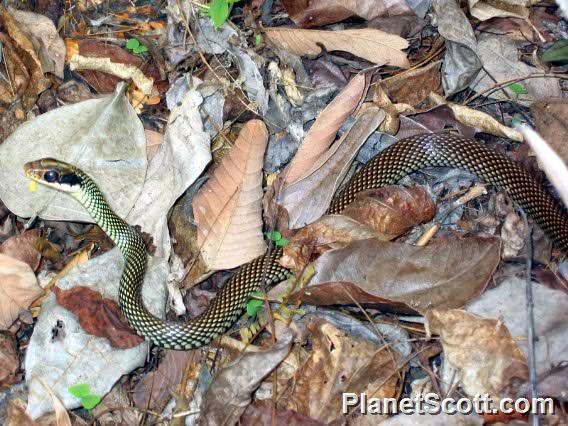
[246,291,266,317]
[266,230,289,247]
[68,383,101,410]
[508,83,527,97]
[126,38,148,54]
[198,0,240,30]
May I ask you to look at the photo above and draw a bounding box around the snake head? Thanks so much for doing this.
[23,158,84,194]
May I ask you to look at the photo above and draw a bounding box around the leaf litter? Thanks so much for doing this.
[0,0,566,424]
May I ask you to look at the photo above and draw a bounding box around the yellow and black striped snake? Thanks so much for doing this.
[24,133,568,350]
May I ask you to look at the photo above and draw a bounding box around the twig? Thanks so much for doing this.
[519,209,539,426]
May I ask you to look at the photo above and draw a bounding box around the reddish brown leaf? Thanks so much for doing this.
[378,61,442,106]
[54,286,144,349]
[292,237,501,314]
[282,0,412,28]
[0,229,42,271]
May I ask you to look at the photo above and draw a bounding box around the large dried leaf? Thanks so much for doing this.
[0,84,147,222]
[282,185,436,271]
[530,98,568,164]
[285,73,368,184]
[0,229,42,271]
[426,309,528,398]
[295,237,501,314]
[282,0,412,28]
[0,253,43,330]
[265,28,409,68]
[279,318,399,423]
[193,120,268,270]
[200,329,293,426]
[279,107,385,229]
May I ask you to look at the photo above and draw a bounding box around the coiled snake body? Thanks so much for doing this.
[24,133,568,350]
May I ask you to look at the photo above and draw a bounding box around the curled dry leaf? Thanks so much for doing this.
[468,0,530,21]
[293,237,501,314]
[193,120,268,270]
[425,309,528,399]
[0,6,50,108]
[279,107,385,229]
[0,229,42,271]
[265,28,409,68]
[282,185,436,271]
[282,0,412,28]
[285,73,368,184]
[53,286,144,349]
[429,93,523,141]
[200,328,293,426]
[278,318,399,423]
[0,333,19,386]
[0,253,43,330]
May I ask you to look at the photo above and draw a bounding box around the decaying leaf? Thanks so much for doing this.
[282,0,413,28]
[279,318,399,423]
[468,0,530,21]
[425,309,528,399]
[278,107,385,229]
[0,6,50,108]
[0,253,43,330]
[242,400,325,426]
[285,73,368,184]
[200,329,293,426]
[530,98,568,164]
[379,61,442,107]
[193,120,268,270]
[265,28,409,68]
[282,185,436,271]
[53,286,144,349]
[294,237,501,314]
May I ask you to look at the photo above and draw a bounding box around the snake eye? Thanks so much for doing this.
[44,170,59,183]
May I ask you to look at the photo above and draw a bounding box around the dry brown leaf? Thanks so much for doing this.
[428,92,523,141]
[0,6,50,109]
[425,309,528,399]
[200,329,293,426]
[469,0,531,21]
[294,237,501,314]
[279,318,399,423]
[279,106,385,229]
[265,28,409,68]
[193,120,268,270]
[242,400,325,426]
[285,73,368,184]
[132,350,198,412]
[145,129,164,161]
[0,229,42,271]
[282,0,413,28]
[282,185,435,271]
[379,61,442,106]
[0,253,43,329]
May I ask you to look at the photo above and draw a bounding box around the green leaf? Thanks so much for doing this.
[275,237,289,247]
[255,34,263,45]
[266,231,282,241]
[508,83,527,96]
[246,299,264,317]
[81,394,101,410]
[68,383,90,398]
[133,45,148,54]
[209,0,230,29]
[126,38,140,50]
[541,39,568,64]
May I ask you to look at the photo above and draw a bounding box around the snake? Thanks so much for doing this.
[24,133,568,350]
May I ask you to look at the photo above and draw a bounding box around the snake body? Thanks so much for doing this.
[24,133,568,350]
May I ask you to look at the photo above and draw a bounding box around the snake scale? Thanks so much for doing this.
[24,133,568,350]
